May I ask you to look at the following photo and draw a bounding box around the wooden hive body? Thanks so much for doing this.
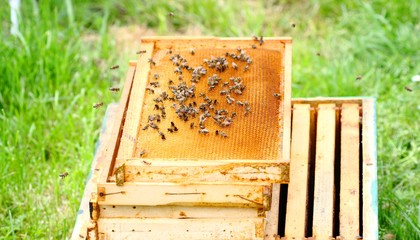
[71,37,378,240]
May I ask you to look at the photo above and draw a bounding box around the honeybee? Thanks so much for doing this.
[199,129,209,134]
[190,122,195,129]
[404,86,413,92]
[109,87,120,92]
[93,102,104,109]
[190,49,195,55]
[232,62,238,70]
[251,45,257,49]
[136,50,146,54]
[168,12,175,17]
[356,75,363,80]
[154,73,159,79]
[139,150,146,157]
[273,93,281,99]
[148,58,156,66]
[159,132,166,140]
[252,35,258,41]
[244,65,249,72]
[59,172,69,179]
[259,36,264,46]
[291,23,296,28]
[110,65,119,70]
[220,132,228,138]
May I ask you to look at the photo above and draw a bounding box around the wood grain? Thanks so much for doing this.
[339,104,360,238]
[312,104,336,238]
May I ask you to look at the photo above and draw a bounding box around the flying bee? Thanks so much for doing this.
[291,23,296,28]
[93,102,104,109]
[232,62,238,70]
[356,75,363,80]
[259,36,264,46]
[199,129,209,134]
[316,52,321,56]
[136,50,146,54]
[168,12,175,17]
[109,87,120,92]
[59,172,69,179]
[273,93,281,99]
[110,65,119,70]
[404,86,413,92]
[159,132,166,140]
[148,58,156,66]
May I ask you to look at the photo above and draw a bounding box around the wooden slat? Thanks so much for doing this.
[97,217,265,240]
[99,205,258,219]
[362,99,379,239]
[265,39,293,240]
[123,160,289,183]
[98,64,137,183]
[115,43,155,163]
[97,182,270,208]
[339,104,360,237]
[312,104,336,238]
[285,104,311,237]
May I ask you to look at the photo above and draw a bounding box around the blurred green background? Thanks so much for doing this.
[0,0,419,239]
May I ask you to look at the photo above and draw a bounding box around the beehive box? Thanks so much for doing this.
[72,37,378,240]
[78,37,293,240]
[72,97,378,240]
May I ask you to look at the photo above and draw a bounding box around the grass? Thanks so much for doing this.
[0,0,418,238]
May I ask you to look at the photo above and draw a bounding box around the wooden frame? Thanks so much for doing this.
[283,97,378,239]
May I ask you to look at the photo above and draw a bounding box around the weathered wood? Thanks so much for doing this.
[122,159,289,183]
[97,182,271,208]
[71,104,119,240]
[97,217,266,239]
[339,104,360,238]
[265,39,293,240]
[99,205,258,219]
[98,65,137,184]
[362,98,378,239]
[312,104,336,238]
[115,43,154,163]
[285,104,311,237]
